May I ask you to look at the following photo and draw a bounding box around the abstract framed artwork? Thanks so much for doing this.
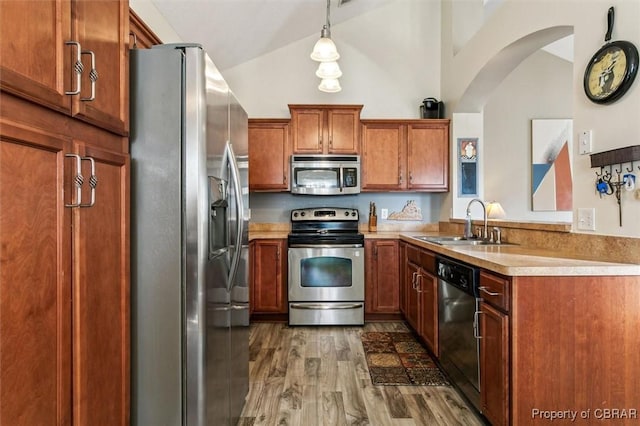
[531,119,573,211]
[458,138,478,197]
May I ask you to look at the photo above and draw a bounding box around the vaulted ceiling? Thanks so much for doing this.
[150,0,394,71]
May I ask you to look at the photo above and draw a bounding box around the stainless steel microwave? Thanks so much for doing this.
[290,155,360,195]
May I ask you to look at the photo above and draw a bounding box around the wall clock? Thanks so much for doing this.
[583,7,639,104]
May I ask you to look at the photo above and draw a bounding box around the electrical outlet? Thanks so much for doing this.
[380,208,388,220]
[577,208,596,231]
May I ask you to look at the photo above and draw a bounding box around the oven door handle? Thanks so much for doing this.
[289,303,364,310]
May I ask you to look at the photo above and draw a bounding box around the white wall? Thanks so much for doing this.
[484,50,573,222]
[443,0,640,237]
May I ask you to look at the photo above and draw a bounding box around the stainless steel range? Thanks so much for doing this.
[288,207,365,326]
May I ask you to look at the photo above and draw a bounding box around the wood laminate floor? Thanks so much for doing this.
[238,322,486,426]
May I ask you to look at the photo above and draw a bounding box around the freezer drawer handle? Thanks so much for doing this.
[290,303,363,310]
[80,50,98,101]
[65,41,83,95]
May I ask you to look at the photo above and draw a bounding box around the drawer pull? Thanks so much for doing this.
[479,286,500,297]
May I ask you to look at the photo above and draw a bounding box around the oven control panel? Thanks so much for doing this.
[291,208,359,221]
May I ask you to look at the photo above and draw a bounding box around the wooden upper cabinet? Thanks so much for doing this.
[407,122,449,191]
[289,105,362,154]
[0,0,129,136]
[248,119,290,191]
[72,0,129,135]
[362,119,449,192]
[0,0,72,114]
[129,8,162,49]
[361,122,405,190]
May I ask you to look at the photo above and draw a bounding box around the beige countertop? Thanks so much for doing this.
[399,233,640,277]
[248,224,640,276]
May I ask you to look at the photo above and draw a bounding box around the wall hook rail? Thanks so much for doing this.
[589,145,640,227]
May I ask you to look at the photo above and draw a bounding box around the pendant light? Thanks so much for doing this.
[318,78,342,93]
[310,0,340,62]
[315,61,342,79]
[311,0,342,92]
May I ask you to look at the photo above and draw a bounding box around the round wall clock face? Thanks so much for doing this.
[584,41,639,104]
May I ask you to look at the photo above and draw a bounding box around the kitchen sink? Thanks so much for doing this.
[413,235,516,246]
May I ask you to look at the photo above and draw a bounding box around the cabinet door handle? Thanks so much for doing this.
[329,137,333,148]
[415,273,424,293]
[399,171,403,184]
[79,157,97,208]
[80,50,98,101]
[409,172,413,183]
[65,41,83,96]
[129,32,138,49]
[411,271,417,289]
[65,154,83,207]
[479,286,500,297]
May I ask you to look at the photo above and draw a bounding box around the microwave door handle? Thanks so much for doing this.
[226,142,244,292]
[339,167,343,192]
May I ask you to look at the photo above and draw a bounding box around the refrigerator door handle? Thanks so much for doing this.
[226,141,244,292]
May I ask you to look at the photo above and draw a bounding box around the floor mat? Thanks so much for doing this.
[361,331,450,386]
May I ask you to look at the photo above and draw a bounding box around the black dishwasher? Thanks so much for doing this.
[436,255,481,412]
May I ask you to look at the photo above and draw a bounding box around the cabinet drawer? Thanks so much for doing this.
[406,244,421,265]
[479,271,510,312]
[419,250,435,274]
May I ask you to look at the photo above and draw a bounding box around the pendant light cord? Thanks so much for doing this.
[325,0,332,37]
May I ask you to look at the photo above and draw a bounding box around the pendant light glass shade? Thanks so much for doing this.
[315,61,342,79]
[310,31,340,62]
[318,78,342,93]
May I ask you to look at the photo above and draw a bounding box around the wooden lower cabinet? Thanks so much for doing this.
[72,142,130,425]
[417,268,438,356]
[1,120,72,425]
[479,301,509,426]
[250,239,287,315]
[404,259,421,332]
[365,239,400,315]
[478,270,510,426]
[403,243,438,355]
[0,114,130,425]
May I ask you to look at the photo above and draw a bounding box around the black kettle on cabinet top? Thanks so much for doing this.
[420,97,444,119]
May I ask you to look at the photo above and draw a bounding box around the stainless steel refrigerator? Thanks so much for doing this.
[130,43,249,426]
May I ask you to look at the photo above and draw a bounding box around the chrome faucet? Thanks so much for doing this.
[463,198,487,240]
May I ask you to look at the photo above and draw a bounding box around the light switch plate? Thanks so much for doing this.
[380,208,388,220]
[577,207,596,231]
[579,130,593,155]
